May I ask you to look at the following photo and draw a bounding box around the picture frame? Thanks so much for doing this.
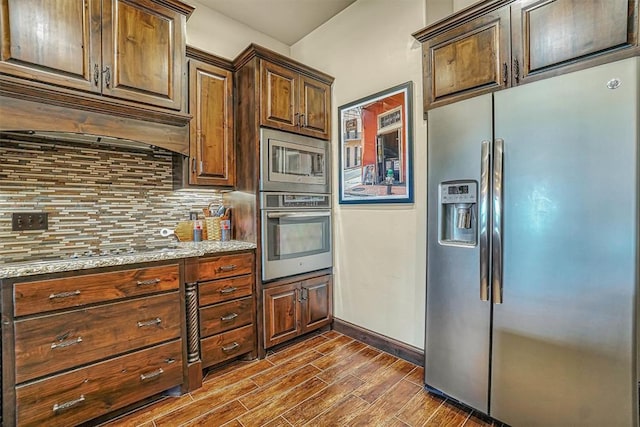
[338,81,414,204]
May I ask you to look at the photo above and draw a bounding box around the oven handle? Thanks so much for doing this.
[266,212,332,219]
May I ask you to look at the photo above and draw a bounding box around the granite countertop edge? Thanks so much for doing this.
[0,241,257,279]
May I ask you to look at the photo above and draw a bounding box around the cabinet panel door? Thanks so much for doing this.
[189,59,235,186]
[299,75,330,140]
[260,60,299,130]
[101,0,184,110]
[263,282,300,348]
[511,0,638,84]
[0,0,101,93]
[301,275,332,333]
[422,6,510,110]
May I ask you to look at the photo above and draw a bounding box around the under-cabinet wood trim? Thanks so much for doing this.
[332,318,424,367]
[0,76,191,126]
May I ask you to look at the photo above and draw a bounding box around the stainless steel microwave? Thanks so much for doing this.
[260,128,330,193]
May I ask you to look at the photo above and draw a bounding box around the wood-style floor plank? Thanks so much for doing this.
[305,393,369,426]
[237,376,328,427]
[353,358,416,403]
[396,388,446,426]
[348,379,422,426]
[239,363,322,410]
[154,378,257,426]
[99,331,495,427]
[250,349,323,387]
[282,374,364,425]
[180,400,247,427]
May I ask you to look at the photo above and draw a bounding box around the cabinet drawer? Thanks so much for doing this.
[14,292,181,383]
[14,264,180,316]
[200,296,253,337]
[198,253,253,281]
[16,339,182,427]
[198,274,253,306]
[201,324,254,368]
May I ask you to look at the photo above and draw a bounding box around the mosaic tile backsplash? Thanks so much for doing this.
[0,138,223,263]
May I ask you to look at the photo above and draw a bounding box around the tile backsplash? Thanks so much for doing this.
[0,138,223,263]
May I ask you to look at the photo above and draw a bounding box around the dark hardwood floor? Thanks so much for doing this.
[101,330,495,426]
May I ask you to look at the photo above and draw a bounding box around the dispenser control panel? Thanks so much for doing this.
[441,183,477,204]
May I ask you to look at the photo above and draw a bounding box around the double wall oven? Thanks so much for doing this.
[260,128,332,281]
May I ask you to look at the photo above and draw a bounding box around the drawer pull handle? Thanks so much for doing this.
[222,342,240,353]
[51,337,83,349]
[217,264,237,272]
[53,395,85,413]
[137,278,161,286]
[49,290,81,300]
[221,313,239,322]
[219,286,238,294]
[137,317,162,328]
[140,368,164,381]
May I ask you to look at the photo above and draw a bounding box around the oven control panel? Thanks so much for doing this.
[261,192,331,209]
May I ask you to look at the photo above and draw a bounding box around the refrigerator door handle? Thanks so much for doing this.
[492,138,504,304]
[479,140,491,301]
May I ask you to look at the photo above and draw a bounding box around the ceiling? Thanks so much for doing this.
[196,0,357,45]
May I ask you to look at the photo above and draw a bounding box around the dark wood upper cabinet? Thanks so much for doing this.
[413,0,639,113]
[0,0,101,93]
[414,4,511,111]
[0,0,189,111]
[261,61,299,129]
[187,51,235,187]
[511,0,639,85]
[101,0,185,110]
[259,57,331,140]
[299,74,331,139]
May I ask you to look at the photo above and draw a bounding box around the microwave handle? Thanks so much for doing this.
[266,212,331,219]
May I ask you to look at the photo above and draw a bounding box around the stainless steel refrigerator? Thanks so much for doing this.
[426,57,638,426]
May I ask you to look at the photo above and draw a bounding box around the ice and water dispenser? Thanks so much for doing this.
[439,181,477,247]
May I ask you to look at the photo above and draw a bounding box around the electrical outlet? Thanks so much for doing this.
[12,212,48,231]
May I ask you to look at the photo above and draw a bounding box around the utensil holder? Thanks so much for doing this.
[205,217,221,241]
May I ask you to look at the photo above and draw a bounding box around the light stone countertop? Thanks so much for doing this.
[0,240,257,279]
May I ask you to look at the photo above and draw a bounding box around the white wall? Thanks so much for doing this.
[290,0,471,349]
[291,0,429,349]
[184,0,290,59]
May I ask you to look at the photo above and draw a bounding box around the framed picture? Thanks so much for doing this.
[338,81,414,204]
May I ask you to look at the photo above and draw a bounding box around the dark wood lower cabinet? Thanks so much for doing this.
[1,261,186,426]
[263,273,333,349]
[16,340,183,427]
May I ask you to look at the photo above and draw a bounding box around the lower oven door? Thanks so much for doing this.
[261,210,332,281]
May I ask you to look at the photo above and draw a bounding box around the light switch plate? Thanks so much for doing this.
[12,212,48,231]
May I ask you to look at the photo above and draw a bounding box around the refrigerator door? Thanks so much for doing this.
[426,94,493,412]
[491,58,638,426]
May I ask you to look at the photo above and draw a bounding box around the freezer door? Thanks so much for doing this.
[491,58,638,426]
[426,94,492,412]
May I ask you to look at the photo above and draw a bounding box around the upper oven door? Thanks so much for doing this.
[260,128,330,193]
[261,209,333,281]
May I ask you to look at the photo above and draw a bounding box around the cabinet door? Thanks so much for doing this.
[301,275,332,333]
[299,75,331,140]
[260,60,299,131]
[0,0,101,93]
[101,0,184,110]
[511,0,638,85]
[421,6,510,110]
[189,59,235,186]
[263,282,301,348]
